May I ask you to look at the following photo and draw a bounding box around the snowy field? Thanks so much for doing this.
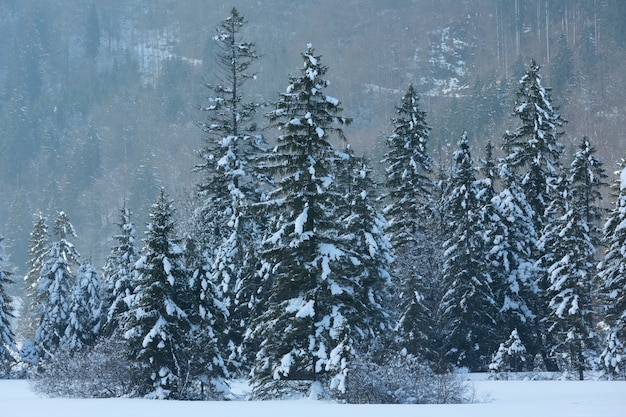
[2,377,625,417]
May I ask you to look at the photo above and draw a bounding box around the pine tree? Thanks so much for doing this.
[0,236,16,377]
[502,59,565,231]
[334,146,393,389]
[61,261,102,353]
[194,8,265,371]
[35,212,80,360]
[101,206,139,336]
[598,156,626,378]
[502,59,565,371]
[23,213,49,342]
[123,189,192,399]
[439,134,498,371]
[488,161,540,365]
[540,138,607,379]
[383,83,434,246]
[251,45,362,399]
[381,84,439,364]
[184,237,229,398]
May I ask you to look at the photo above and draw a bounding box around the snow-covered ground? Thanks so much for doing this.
[2,377,625,417]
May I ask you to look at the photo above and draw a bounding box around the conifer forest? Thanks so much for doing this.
[1,0,626,402]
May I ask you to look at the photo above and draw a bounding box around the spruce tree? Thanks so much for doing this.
[0,236,16,377]
[439,134,498,371]
[381,84,439,364]
[123,189,192,399]
[251,45,364,399]
[23,213,49,342]
[61,261,102,352]
[184,236,229,397]
[101,206,139,336]
[194,8,265,371]
[502,59,565,371]
[35,212,80,360]
[334,146,393,388]
[598,155,626,378]
[502,59,565,231]
[539,138,606,379]
[488,161,540,365]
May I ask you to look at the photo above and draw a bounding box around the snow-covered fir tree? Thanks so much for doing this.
[539,138,606,379]
[184,236,229,398]
[22,213,49,341]
[124,189,192,399]
[382,83,434,246]
[35,211,80,360]
[101,206,139,337]
[487,161,540,366]
[501,59,565,371]
[488,329,527,374]
[502,59,565,231]
[61,261,102,353]
[439,134,498,371]
[194,8,265,372]
[381,84,440,364]
[0,235,16,377]
[251,45,377,399]
[598,155,626,378]
[334,146,393,383]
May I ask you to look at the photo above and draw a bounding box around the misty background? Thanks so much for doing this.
[2,0,625,279]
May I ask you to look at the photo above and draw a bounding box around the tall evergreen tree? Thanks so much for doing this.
[502,59,565,231]
[539,138,606,379]
[101,206,139,336]
[381,84,439,364]
[336,146,393,379]
[501,59,565,371]
[251,45,369,399]
[123,189,192,399]
[35,212,80,360]
[23,213,49,341]
[194,8,265,371]
[439,134,498,371]
[0,236,16,377]
[184,236,229,397]
[382,83,434,246]
[488,161,540,363]
[598,155,626,378]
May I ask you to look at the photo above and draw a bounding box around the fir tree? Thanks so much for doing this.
[23,213,49,342]
[0,236,16,377]
[194,8,265,371]
[334,146,393,389]
[61,261,102,353]
[184,236,229,397]
[382,83,434,246]
[251,45,362,399]
[439,134,498,371]
[502,59,565,371]
[488,161,540,365]
[35,212,80,360]
[598,156,626,378]
[101,206,139,336]
[123,189,192,399]
[502,59,565,231]
[381,84,439,364]
[539,138,606,379]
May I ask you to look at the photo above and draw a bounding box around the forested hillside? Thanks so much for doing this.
[2,0,626,272]
[1,0,626,401]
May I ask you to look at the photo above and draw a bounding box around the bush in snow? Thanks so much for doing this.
[345,346,474,404]
[31,337,134,398]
